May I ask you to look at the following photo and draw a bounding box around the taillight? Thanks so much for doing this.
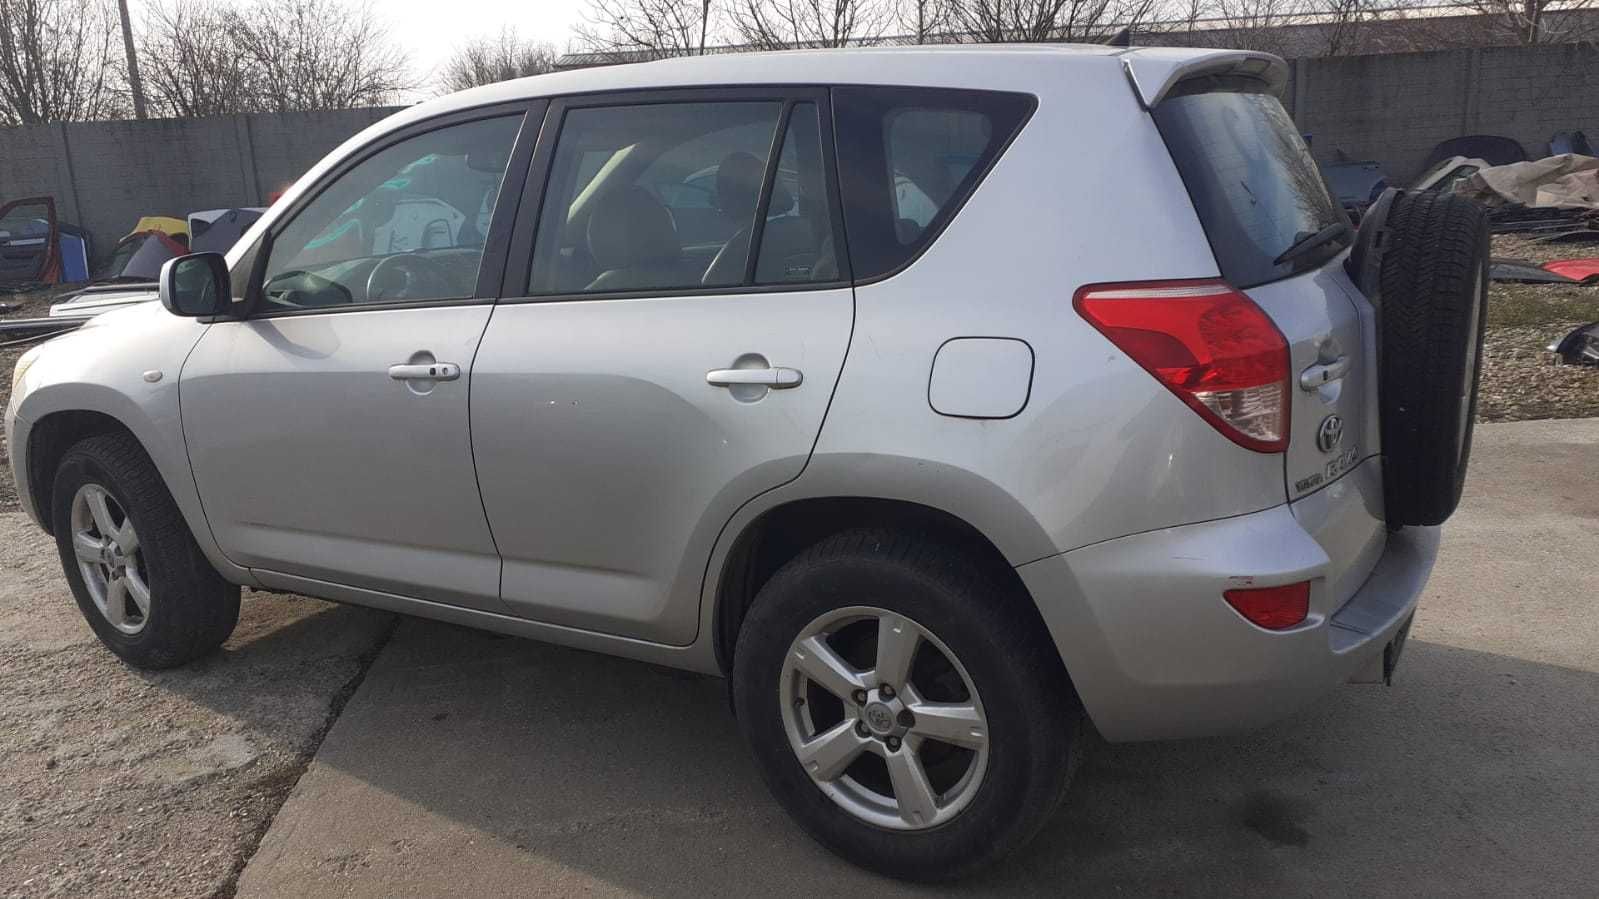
[1074,280,1290,453]
[1223,582,1311,630]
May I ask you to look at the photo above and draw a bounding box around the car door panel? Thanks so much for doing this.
[471,288,852,643]
[181,305,507,611]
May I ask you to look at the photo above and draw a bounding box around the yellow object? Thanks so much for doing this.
[124,216,188,240]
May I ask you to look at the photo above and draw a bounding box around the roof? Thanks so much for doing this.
[227,44,1281,268]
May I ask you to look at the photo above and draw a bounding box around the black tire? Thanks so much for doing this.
[51,432,240,669]
[1377,190,1490,526]
[732,529,1081,881]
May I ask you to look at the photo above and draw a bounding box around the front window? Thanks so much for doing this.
[259,115,522,310]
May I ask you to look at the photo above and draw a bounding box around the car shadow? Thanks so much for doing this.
[238,616,1598,897]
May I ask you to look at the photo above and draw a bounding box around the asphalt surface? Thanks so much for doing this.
[222,418,1596,896]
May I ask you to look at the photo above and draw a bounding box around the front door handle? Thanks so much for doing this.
[389,362,460,381]
[706,367,803,388]
[1299,355,1350,391]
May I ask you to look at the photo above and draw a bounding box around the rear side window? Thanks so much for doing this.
[1152,82,1347,288]
[834,87,1034,282]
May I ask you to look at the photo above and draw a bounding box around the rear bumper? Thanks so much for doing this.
[1017,501,1439,742]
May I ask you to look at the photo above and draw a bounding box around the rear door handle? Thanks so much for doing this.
[389,362,460,381]
[706,367,803,388]
[1299,355,1350,390]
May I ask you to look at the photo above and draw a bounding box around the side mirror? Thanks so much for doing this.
[158,253,230,317]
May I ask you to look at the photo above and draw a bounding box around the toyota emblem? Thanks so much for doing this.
[1316,414,1345,453]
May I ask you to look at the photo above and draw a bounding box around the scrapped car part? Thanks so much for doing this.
[1548,130,1594,157]
[1457,154,1599,211]
[1414,156,1488,193]
[49,283,158,319]
[1541,258,1599,284]
[1374,190,1489,526]
[0,315,87,340]
[1421,135,1528,173]
[1547,321,1599,365]
[1490,258,1580,284]
[125,215,188,241]
[188,208,265,254]
[1323,160,1389,219]
[1526,228,1599,247]
[1488,206,1594,234]
[0,196,61,285]
[101,229,188,282]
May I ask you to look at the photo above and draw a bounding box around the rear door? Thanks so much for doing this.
[1152,80,1386,596]
[471,89,853,645]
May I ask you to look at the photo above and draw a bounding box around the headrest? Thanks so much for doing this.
[587,186,679,270]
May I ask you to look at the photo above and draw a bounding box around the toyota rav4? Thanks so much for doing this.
[4,46,1488,880]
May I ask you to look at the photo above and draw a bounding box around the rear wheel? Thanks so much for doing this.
[51,432,240,669]
[733,530,1080,881]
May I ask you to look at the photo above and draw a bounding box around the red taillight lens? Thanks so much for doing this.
[1074,280,1290,453]
[1223,582,1311,630]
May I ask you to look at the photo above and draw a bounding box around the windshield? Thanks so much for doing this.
[1153,82,1348,288]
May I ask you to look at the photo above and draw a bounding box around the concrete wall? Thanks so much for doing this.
[1288,43,1599,182]
[1,42,1594,265]
[0,106,400,263]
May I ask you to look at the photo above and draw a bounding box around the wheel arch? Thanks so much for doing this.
[709,495,1072,692]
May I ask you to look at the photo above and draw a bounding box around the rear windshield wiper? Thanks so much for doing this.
[1273,220,1352,267]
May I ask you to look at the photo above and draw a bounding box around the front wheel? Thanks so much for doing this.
[51,432,240,669]
[733,530,1081,881]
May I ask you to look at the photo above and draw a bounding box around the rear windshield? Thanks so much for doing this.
[1152,81,1347,288]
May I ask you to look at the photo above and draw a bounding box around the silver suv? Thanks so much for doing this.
[6,46,1487,879]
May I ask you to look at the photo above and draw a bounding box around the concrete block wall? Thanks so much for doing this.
[0,42,1594,264]
[1292,43,1599,183]
[0,106,401,264]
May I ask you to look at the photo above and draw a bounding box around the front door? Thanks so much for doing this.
[471,92,853,644]
[181,110,532,611]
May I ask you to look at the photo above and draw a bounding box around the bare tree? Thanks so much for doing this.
[232,0,410,111]
[1458,0,1599,44]
[441,28,558,92]
[945,0,1136,42]
[575,0,718,60]
[900,0,949,41]
[728,0,892,48]
[0,0,122,124]
[1207,0,1303,54]
[139,0,258,117]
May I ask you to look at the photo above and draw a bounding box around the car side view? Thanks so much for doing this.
[4,46,1488,880]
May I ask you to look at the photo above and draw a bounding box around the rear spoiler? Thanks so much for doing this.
[1118,48,1288,109]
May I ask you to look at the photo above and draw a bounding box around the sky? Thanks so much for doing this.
[129,0,591,97]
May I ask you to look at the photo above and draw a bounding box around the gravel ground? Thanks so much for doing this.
[1478,234,1599,422]
[0,514,394,898]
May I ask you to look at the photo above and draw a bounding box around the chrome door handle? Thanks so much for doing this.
[1299,355,1350,391]
[706,367,803,388]
[389,362,460,381]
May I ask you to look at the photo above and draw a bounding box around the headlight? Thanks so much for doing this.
[11,353,36,393]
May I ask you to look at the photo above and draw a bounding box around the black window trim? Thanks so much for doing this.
[832,85,1039,287]
[239,99,545,321]
[498,84,853,305]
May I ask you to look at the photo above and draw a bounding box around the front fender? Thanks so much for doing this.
[12,306,257,586]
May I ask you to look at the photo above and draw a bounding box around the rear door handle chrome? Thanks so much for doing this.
[1299,355,1350,391]
[706,367,803,388]
[389,362,460,381]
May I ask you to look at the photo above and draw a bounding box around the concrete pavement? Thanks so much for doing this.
[236,419,1599,897]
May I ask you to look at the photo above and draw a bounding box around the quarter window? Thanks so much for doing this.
[259,115,522,310]
[833,87,1034,281]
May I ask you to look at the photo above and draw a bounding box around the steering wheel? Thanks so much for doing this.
[366,253,450,302]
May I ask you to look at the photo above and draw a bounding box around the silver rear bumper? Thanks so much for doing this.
[1017,480,1439,742]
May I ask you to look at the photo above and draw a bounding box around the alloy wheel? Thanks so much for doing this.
[780,605,989,830]
[70,483,150,635]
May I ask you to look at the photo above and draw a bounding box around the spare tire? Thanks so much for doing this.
[1376,190,1489,526]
